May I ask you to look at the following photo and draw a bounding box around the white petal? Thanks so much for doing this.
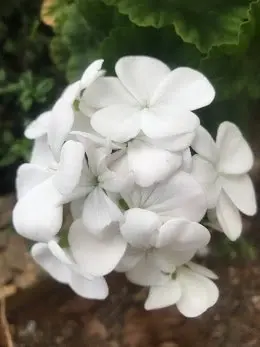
[48,97,75,158]
[30,136,55,167]
[69,272,108,300]
[82,187,123,234]
[31,243,71,283]
[154,247,193,270]
[143,171,207,222]
[80,59,104,89]
[145,132,195,152]
[25,111,51,139]
[91,105,141,143]
[151,67,215,110]
[70,197,85,220]
[69,219,126,276]
[81,76,136,109]
[182,149,192,173]
[217,122,254,174]
[222,174,257,216]
[177,267,219,317]
[128,140,182,187]
[48,240,74,265]
[16,163,51,200]
[191,155,221,209]
[145,280,182,310]
[192,126,217,162]
[120,208,161,248]
[13,178,63,242]
[216,191,242,241]
[126,254,168,286]
[116,56,170,104]
[187,262,218,280]
[141,106,200,138]
[115,245,143,272]
[52,140,85,195]
[157,219,210,250]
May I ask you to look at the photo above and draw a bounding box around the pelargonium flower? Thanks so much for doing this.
[121,170,207,223]
[13,140,85,241]
[31,240,108,299]
[145,262,219,317]
[191,122,257,240]
[81,56,215,142]
[118,214,210,286]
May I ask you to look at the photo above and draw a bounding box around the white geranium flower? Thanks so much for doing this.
[68,219,127,277]
[122,170,207,223]
[144,262,219,317]
[71,140,133,234]
[109,132,194,187]
[191,122,257,240]
[48,60,104,158]
[13,140,85,241]
[81,56,215,142]
[117,212,210,286]
[31,240,108,299]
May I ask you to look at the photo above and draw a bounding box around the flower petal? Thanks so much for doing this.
[31,243,71,283]
[116,56,170,104]
[30,136,55,167]
[192,126,217,162]
[128,140,182,187]
[91,105,141,143]
[176,267,219,317]
[221,174,257,216]
[82,187,123,234]
[25,111,51,139]
[115,245,143,272]
[144,132,195,152]
[70,197,85,220]
[81,76,136,109]
[48,240,74,265]
[191,155,221,209]
[151,67,215,111]
[145,280,182,310]
[142,171,207,222]
[48,86,77,158]
[52,140,85,195]
[126,254,168,286]
[80,59,104,89]
[16,163,51,200]
[187,262,218,280]
[69,272,108,300]
[141,106,199,138]
[120,208,161,248]
[182,149,192,173]
[217,122,254,174]
[13,178,63,242]
[69,219,126,276]
[156,219,210,250]
[216,191,242,241]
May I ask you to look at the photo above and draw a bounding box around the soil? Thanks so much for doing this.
[1,194,260,347]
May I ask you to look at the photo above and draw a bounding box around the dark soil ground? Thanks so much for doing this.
[1,193,260,347]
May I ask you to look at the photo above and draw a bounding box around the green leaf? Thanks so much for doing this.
[200,0,260,100]
[103,0,253,52]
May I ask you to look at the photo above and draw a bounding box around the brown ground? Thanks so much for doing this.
[1,194,260,347]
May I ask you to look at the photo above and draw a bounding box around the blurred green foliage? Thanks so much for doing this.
[0,0,63,188]
[2,0,260,192]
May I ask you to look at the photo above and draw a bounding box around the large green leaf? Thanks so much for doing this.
[103,0,253,52]
[200,0,260,100]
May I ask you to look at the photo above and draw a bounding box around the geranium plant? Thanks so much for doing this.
[12,56,257,317]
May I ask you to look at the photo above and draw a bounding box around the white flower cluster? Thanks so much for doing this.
[12,56,257,317]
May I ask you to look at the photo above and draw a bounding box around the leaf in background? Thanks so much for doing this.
[103,0,253,52]
[200,0,260,100]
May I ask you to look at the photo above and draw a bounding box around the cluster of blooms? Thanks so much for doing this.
[12,56,257,317]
